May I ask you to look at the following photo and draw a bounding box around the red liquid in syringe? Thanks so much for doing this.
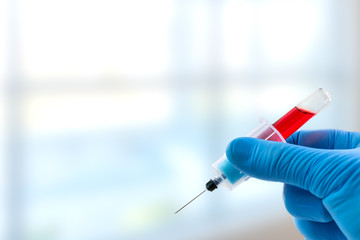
[273,106,316,139]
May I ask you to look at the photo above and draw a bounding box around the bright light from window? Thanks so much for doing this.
[221,1,252,71]
[19,0,172,80]
[258,0,322,64]
[24,89,173,134]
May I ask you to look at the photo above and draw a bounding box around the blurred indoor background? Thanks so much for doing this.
[0,0,359,239]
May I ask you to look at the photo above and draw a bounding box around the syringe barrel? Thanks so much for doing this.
[273,88,331,139]
[296,88,331,114]
[210,88,331,191]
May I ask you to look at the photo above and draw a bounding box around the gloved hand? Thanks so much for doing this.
[225,130,360,240]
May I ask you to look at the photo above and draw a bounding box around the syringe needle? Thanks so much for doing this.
[175,189,206,214]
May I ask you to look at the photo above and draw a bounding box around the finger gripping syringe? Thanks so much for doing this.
[175,88,331,214]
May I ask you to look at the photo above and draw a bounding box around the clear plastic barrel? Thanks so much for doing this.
[296,88,331,114]
[210,88,331,191]
[273,88,331,139]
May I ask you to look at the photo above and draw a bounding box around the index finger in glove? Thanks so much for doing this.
[287,130,360,149]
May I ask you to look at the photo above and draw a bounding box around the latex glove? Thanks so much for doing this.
[226,130,360,240]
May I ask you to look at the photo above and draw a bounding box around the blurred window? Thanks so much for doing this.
[0,0,358,239]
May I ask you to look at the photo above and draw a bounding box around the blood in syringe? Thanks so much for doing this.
[273,106,316,140]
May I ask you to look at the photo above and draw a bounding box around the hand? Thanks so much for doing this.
[226,130,360,240]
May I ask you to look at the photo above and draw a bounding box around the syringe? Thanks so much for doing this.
[175,88,331,214]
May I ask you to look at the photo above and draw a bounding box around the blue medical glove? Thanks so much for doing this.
[225,130,360,240]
